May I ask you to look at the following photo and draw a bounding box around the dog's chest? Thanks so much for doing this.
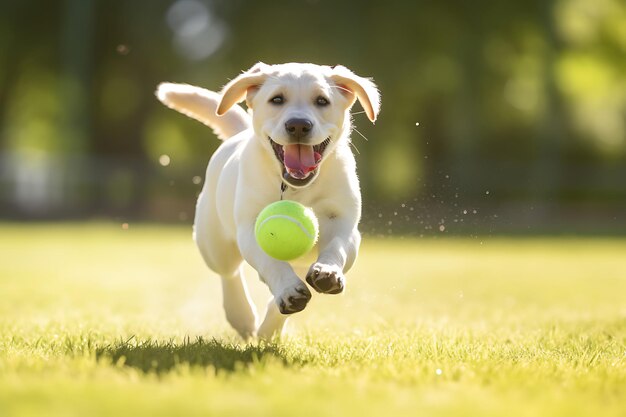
[279,186,321,208]
[279,183,339,220]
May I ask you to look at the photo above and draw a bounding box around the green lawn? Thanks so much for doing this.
[0,223,625,417]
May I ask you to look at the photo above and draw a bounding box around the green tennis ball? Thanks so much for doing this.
[255,200,319,261]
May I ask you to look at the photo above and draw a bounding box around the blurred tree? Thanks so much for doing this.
[0,0,624,224]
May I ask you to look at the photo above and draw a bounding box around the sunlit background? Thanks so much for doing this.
[0,0,624,235]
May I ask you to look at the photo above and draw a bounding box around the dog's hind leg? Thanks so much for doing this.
[195,197,258,339]
[196,240,258,339]
[220,266,258,339]
[257,296,289,340]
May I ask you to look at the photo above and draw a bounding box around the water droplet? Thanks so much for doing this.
[463,210,468,215]
[415,122,420,126]
[436,368,443,375]
[439,225,445,232]
[192,176,202,184]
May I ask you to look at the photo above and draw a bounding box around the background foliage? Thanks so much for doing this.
[0,0,624,233]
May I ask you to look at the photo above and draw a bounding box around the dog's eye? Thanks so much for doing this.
[315,96,330,107]
[270,95,285,105]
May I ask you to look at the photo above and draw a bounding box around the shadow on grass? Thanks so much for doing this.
[96,336,305,374]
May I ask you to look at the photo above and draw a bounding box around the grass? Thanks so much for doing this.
[0,223,625,416]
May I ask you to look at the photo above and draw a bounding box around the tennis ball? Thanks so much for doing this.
[255,200,319,261]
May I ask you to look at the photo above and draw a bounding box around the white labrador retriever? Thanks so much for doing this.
[156,62,380,338]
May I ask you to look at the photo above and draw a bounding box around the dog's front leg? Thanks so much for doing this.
[237,225,312,314]
[306,217,361,294]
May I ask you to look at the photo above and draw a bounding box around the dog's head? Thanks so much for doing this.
[217,62,380,188]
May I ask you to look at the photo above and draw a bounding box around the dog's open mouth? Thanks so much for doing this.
[269,137,331,187]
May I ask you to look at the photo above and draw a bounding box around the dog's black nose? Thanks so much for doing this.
[285,118,313,139]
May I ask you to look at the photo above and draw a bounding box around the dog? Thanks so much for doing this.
[156,62,380,338]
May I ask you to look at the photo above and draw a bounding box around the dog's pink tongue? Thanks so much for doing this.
[284,144,317,179]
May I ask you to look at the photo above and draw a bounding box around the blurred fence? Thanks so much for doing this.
[2,151,624,235]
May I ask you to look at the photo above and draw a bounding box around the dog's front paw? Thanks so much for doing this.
[306,263,345,294]
[276,282,312,314]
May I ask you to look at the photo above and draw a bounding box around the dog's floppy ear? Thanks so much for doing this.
[330,66,381,123]
[216,62,270,116]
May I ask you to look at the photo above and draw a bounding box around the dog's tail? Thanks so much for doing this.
[156,83,251,140]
